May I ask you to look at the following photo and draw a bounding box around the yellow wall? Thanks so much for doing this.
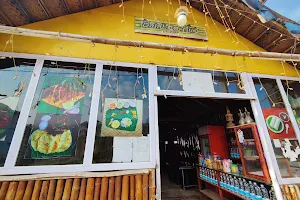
[0,0,298,76]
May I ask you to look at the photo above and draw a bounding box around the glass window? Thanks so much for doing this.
[16,61,95,166]
[93,66,150,163]
[0,58,36,167]
[253,78,300,178]
[157,66,245,94]
[282,80,300,129]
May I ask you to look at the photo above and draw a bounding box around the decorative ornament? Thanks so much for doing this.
[225,106,235,128]
[174,6,189,27]
[238,109,245,125]
[244,107,254,124]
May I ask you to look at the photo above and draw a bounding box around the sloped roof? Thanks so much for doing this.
[0,0,298,55]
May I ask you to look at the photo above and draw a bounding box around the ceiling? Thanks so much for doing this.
[0,0,298,55]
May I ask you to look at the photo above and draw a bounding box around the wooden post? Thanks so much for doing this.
[115,176,122,200]
[135,175,143,200]
[93,178,101,200]
[142,174,149,200]
[0,182,9,200]
[23,180,34,200]
[4,181,18,200]
[47,180,57,200]
[100,177,109,200]
[78,178,87,200]
[149,170,155,200]
[130,176,135,200]
[31,180,42,200]
[70,178,81,200]
[121,176,129,200]
[39,181,49,200]
[86,178,95,200]
[14,181,27,200]
[62,179,73,200]
[108,177,115,200]
[54,179,65,200]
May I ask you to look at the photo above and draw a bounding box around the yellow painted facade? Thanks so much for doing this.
[0,0,298,76]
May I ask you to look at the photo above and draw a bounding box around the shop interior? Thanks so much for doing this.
[158,97,273,200]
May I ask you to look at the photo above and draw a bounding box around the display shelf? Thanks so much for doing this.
[244,156,259,160]
[221,187,247,200]
[244,139,255,142]
[200,189,227,200]
[198,177,218,187]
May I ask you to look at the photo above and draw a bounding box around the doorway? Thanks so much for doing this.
[157,96,253,199]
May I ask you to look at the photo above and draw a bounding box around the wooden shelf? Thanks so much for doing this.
[198,177,218,187]
[200,189,228,200]
[221,187,247,200]
[244,156,259,160]
[244,139,255,142]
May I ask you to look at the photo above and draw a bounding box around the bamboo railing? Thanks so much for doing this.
[0,169,155,200]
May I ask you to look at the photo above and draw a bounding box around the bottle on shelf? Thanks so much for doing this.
[233,176,239,193]
[243,178,250,198]
[238,178,244,195]
[249,181,256,199]
[254,182,263,200]
[260,184,269,200]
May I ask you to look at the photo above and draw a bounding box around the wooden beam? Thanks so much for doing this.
[61,0,71,14]
[37,0,52,18]
[233,16,244,27]
[0,25,300,61]
[243,21,256,36]
[15,0,32,23]
[253,28,269,43]
[265,36,283,50]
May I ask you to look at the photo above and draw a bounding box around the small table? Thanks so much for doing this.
[179,166,197,190]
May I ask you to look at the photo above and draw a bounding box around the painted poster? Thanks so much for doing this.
[37,76,86,115]
[262,108,295,139]
[0,97,19,139]
[27,76,87,159]
[101,98,143,137]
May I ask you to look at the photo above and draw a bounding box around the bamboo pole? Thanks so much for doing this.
[121,176,129,200]
[0,169,149,182]
[39,181,49,200]
[135,175,143,200]
[149,170,155,200]
[4,181,18,200]
[0,25,300,62]
[31,180,42,200]
[46,180,57,200]
[0,182,9,200]
[93,178,101,200]
[14,181,27,200]
[70,178,81,200]
[115,176,122,200]
[108,177,115,200]
[100,177,109,200]
[85,178,95,200]
[62,179,73,200]
[142,174,149,200]
[23,180,34,200]
[129,176,135,200]
[54,179,65,200]
[78,178,87,200]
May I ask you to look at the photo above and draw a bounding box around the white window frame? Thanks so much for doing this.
[247,73,300,186]
[0,52,156,175]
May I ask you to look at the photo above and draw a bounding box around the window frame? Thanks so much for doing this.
[247,73,300,185]
[0,52,156,175]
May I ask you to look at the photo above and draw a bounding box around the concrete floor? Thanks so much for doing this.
[161,174,200,200]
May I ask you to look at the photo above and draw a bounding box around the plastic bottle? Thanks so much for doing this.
[254,182,262,200]
[238,178,244,196]
[269,187,276,200]
[229,175,235,191]
[260,184,269,200]
[233,176,239,193]
[243,179,250,198]
[249,181,256,199]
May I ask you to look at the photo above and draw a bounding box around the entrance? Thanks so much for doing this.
[158,96,254,199]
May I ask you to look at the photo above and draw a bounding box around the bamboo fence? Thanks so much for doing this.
[0,169,155,200]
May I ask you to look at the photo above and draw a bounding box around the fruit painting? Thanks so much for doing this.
[101,98,143,137]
